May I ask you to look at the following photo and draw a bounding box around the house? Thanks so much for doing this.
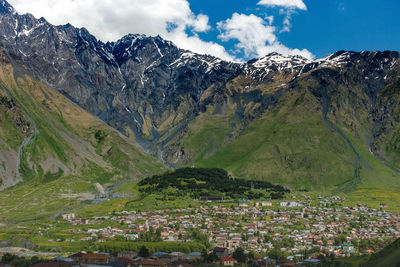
[238,202,249,207]
[213,247,228,258]
[62,213,75,220]
[256,201,272,207]
[249,255,268,267]
[118,251,138,259]
[280,202,302,207]
[276,259,296,267]
[342,243,355,253]
[154,254,175,264]
[186,252,202,261]
[303,259,321,264]
[68,252,85,263]
[224,238,242,249]
[264,258,277,267]
[133,259,166,267]
[31,263,74,267]
[220,256,237,266]
[169,252,187,261]
[81,253,111,265]
[169,261,194,267]
[199,196,223,202]
[107,259,134,267]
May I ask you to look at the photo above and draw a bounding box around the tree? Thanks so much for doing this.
[268,248,287,260]
[201,249,208,263]
[334,234,347,246]
[281,238,295,248]
[241,234,248,242]
[264,234,273,243]
[358,239,370,250]
[155,228,162,242]
[232,247,246,263]
[206,251,218,263]
[138,245,150,258]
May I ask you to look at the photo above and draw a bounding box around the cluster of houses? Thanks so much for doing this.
[55,195,400,262]
[31,251,196,267]
[29,249,321,267]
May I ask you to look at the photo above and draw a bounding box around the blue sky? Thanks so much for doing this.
[9,0,400,61]
[189,0,400,59]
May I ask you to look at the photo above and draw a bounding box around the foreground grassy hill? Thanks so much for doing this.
[363,238,400,267]
[0,48,165,222]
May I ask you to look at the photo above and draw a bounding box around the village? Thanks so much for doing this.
[30,194,399,266]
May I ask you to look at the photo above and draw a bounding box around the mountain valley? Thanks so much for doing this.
[0,0,397,214]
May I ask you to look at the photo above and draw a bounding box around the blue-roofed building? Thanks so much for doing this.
[152,252,168,256]
[304,258,321,264]
[52,256,74,262]
[187,252,202,261]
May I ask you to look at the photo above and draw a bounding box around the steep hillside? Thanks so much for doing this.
[0,47,165,220]
[0,5,241,153]
[363,238,400,267]
[165,52,400,190]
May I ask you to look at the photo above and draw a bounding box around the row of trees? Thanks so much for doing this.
[97,241,205,255]
[1,254,42,267]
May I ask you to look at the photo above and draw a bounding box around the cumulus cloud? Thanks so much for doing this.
[217,13,314,59]
[257,0,307,10]
[8,0,235,61]
[218,13,276,58]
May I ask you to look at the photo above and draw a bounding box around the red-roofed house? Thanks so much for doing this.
[220,256,237,266]
[81,253,110,265]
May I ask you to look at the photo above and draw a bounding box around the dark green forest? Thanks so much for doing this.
[138,168,289,199]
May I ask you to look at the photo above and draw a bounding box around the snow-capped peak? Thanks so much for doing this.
[244,52,314,80]
[249,52,312,69]
[315,51,353,67]
[169,51,225,73]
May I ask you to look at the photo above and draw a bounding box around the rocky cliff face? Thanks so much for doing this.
[0,5,243,152]
[0,0,399,189]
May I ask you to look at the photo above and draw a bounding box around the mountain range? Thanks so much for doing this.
[0,0,399,193]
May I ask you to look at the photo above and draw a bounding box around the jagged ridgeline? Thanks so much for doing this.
[0,0,398,191]
[0,46,165,191]
[138,168,289,199]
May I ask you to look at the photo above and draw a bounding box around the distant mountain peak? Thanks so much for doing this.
[251,53,311,67]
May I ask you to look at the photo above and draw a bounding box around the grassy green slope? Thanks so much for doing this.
[363,238,400,267]
[182,76,400,193]
[179,101,238,164]
[0,50,165,222]
[192,89,356,189]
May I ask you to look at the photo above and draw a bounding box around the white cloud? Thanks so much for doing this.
[8,0,235,61]
[280,9,296,33]
[258,0,306,33]
[217,13,314,59]
[257,0,307,10]
[218,13,276,58]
